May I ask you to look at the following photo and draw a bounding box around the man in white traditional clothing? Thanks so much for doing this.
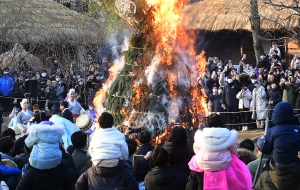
[67,89,85,122]
[16,99,33,133]
[49,108,80,149]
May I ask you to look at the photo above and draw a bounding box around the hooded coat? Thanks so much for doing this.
[193,128,238,171]
[25,122,65,170]
[75,161,138,190]
[258,102,300,165]
[250,84,267,120]
[144,166,189,190]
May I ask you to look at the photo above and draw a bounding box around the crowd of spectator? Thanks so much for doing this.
[1,109,296,190]
[200,42,300,131]
[0,56,109,120]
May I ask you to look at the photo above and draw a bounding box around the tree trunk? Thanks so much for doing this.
[249,0,264,65]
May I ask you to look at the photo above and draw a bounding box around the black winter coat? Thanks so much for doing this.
[185,171,204,190]
[145,166,189,190]
[136,143,155,156]
[16,162,68,190]
[62,109,73,123]
[208,94,222,112]
[61,148,77,190]
[221,81,240,107]
[162,141,194,173]
[71,149,91,176]
[267,88,282,109]
[75,161,138,190]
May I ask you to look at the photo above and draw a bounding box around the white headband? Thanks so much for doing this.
[20,99,28,106]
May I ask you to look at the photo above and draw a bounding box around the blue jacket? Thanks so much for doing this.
[25,123,65,170]
[0,74,14,96]
[258,102,300,165]
[0,161,21,176]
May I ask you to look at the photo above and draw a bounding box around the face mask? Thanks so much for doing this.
[89,106,93,110]
[212,89,217,92]
[218,90,222,94]
[3,72,9,74]
[96,77,101,80]
[77,75,81,78]
[36,74,40,77]
[42,73,47,77]
[56,78,60,82]
[281,79,286,83]
[251,79,257,83]
[227,79,233,83]
[79,81,83,85]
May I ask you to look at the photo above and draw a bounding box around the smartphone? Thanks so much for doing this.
[243,54,246,59]
[130,128,142,133]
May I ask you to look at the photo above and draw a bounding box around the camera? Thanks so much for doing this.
[129,127,142,133]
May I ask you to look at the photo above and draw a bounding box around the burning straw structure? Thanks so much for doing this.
[94,0,208,136]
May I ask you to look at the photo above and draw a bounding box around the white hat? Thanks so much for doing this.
[11,125,23,140]
[69,88,75,94]
[20,99,28,106]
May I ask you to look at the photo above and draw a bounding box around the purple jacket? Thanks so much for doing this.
[85,109,97,122]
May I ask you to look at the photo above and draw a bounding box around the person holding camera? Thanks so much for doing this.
[236,84,252,131]
[279,75,297,106]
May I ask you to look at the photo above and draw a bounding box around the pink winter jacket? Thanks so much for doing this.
[189,154,252,190]
[193,128,238,171]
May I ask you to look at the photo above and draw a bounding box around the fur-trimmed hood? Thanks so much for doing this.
[2,159,18,168]
[237,148,257,161]
[194,128,238,152]
[28,123,65,136]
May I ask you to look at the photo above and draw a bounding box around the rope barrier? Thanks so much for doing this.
[2,94,300,112]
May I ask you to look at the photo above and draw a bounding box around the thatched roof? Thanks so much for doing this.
[0,43,43,68]
[0,0,103,44]
[182,0,299,31]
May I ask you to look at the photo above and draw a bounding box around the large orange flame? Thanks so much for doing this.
[145,0,208,121]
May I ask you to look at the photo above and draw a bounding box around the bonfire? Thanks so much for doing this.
[94,0,208,145]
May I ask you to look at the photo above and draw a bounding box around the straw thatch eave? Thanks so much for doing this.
[182,0,300,31]
[0,0,103,44]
